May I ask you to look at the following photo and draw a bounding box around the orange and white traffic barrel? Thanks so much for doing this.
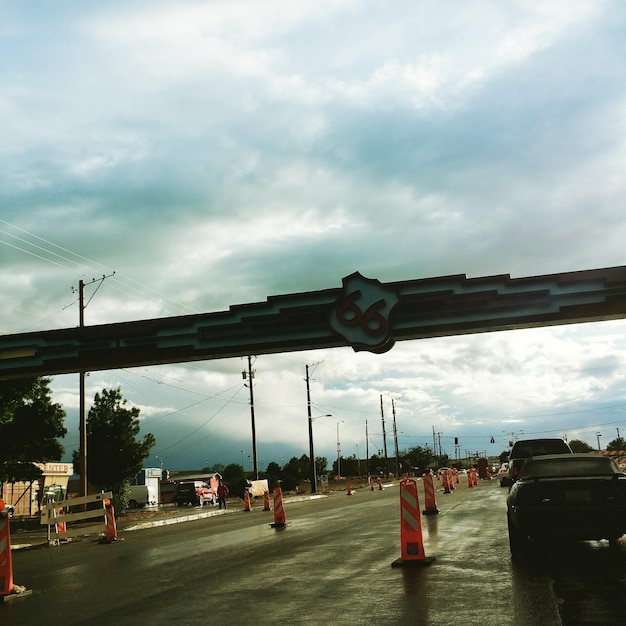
[391,479,435,567]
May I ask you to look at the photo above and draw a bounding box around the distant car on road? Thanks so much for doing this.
[506,453,626,558]
[503,438,572,487]
[498,462,509,486]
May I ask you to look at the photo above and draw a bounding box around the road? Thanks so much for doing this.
[4,478,626,625]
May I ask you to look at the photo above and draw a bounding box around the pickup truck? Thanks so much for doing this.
[175,481,217,507]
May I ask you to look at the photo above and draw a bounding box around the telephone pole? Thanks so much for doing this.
[392,399,400,477]
[380,394,389,475]
[79,280,86,499]
[76,273,114,498]
[306,363,316,493]
[243,356,258,480]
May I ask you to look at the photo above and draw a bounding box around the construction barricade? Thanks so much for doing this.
[421,472,439,515]
[103,500,117,543]
[41,491,113,545]
[442,471,451,494]
[391,479,435,567]
[270,487,288,528]
[243,489,252,512]
[1,499,31,602]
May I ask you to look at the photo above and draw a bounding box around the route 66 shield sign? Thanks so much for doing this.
[330,272,400,353]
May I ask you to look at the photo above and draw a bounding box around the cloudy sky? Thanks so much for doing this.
[2,1,626,473]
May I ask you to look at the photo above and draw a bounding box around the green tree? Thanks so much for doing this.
[0,377,67,484]
[403,445,435,472]
[569,439,594,453]
[72,387,155,509]
[281,455,308,490]
[315,456,328,477]
[222,463,245,486]
[606,436,626,451]
[266,461,282,490]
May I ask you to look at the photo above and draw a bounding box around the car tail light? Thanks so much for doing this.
[512,467,519,479]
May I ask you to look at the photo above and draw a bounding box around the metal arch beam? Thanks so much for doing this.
[1,264,626,380]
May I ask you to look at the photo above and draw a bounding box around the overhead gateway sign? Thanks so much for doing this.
[1,265,626,379]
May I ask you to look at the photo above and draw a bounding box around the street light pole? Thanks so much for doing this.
[306,364,317,493]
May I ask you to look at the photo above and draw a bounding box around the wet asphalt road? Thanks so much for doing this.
[4,478,626,625]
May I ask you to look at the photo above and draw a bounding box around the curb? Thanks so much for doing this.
[11,493,331,549]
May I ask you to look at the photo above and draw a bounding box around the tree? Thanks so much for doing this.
[315,456,328,478]
[72,387,155,508]
[606,437,626,452]
[402,445,435,472]
[0,377,67,484]
[569,439,594,453]
[281,455,309,490]
[222,463,245,486]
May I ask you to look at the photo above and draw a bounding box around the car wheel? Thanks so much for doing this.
[128,499,138,509]
[507,514,528,558]
[198,495,204,507]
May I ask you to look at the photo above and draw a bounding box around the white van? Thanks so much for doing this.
[128,484,158,508]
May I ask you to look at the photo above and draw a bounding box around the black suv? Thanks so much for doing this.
[502,438,573,487]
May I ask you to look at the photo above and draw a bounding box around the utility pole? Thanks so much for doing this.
[79,280,86,499]
[306,363,316,493]
[365,419,369,477]
[392,399,400,477]
[75,273,114,498]
[243,356,258,479]
[380,394,389,475]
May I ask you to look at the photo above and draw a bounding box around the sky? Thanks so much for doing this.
[2,0,626,473]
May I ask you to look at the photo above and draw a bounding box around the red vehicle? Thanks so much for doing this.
[175,480,217,507]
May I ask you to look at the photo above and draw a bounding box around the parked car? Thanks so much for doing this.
[506,454,626,558]
[503,438,572,487]
[175,481,217,507]
[498,462,509,486]
[128,484,158,508]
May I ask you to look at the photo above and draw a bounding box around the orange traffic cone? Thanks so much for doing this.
[1,500,31,601]
[243,489,252,512]
[270,487,288,528]
[370,477,375,491]
[377,477,383,490]
[391,479,435,568]
[263,491,271,511]
[346,483,353,496]
[421,473,439,515]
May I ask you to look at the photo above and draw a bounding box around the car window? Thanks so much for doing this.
[521,456,620,478]
[511,439,571,458]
